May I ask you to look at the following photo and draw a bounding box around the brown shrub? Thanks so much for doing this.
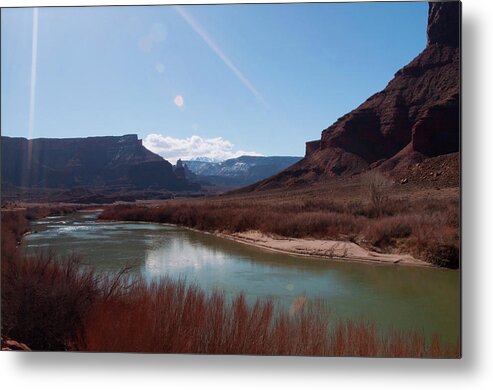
[365,216,413,248]
[422,244,460,268]
[1,252,101,350]
[0,211,458,356]
[78,278,458,357]
[1,200,460,354]
[100,192,459,267]
[1,211,31,267]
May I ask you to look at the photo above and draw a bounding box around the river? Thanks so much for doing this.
[22,210,460,344]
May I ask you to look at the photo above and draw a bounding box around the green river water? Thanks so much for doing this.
[22,211,460,344]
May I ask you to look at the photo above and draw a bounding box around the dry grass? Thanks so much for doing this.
[1,211,31,261]
[2,252,100,350]
[79,277,459,357]
[1,210,459,356]
[1,207,92,350]
[99,184,459,267]
[23,205,80,220]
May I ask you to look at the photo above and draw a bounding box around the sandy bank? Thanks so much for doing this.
[215,230,432,267]
[97,218,433,268]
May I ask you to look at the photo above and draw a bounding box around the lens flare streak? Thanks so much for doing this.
[175,6,268,108]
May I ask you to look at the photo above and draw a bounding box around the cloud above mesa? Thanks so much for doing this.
[143,134,262,164]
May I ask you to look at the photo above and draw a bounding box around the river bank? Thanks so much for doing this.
[97,218,433,268]
[216,230,433,267]
[97,182,459,269]
[9,205,426,268]
[17,210,460,349]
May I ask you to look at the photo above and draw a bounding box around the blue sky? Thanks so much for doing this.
[1,2,428,162]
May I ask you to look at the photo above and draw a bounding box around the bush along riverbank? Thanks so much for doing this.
[99,185,459,269]
[1,208,459,356]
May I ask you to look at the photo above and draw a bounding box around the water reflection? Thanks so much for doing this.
[22,211,460,343]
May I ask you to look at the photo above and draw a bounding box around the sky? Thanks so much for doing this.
[1,2,428,163]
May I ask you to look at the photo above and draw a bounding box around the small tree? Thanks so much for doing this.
[364,171,391,217]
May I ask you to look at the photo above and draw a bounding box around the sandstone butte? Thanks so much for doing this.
[247,1,460,191]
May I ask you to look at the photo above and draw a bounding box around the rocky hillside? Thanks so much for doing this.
[1,134,199,192]
[247,1,460,191]
[178,155,302,187]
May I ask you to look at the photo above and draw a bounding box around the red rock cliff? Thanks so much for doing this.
[318,1,460,175]
[249,1,460,190]
[1,134,199,191]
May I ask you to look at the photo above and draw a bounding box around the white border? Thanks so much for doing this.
[2,0,492,389]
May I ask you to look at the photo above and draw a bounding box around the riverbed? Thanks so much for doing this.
[22,211,460,344]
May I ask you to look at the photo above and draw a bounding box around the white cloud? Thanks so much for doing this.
[155,62,165,73]
[143,133,262,164]
[138,23,167,52]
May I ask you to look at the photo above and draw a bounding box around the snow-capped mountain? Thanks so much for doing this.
[175,155,302,188]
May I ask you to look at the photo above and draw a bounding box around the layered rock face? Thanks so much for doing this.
[250,1,460,189]
[1,134,198,191]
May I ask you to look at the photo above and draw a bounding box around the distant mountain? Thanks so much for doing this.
[1,134,199,192]
[188,156,223,163]
[244,2,460,191]
[176,155,302,187]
